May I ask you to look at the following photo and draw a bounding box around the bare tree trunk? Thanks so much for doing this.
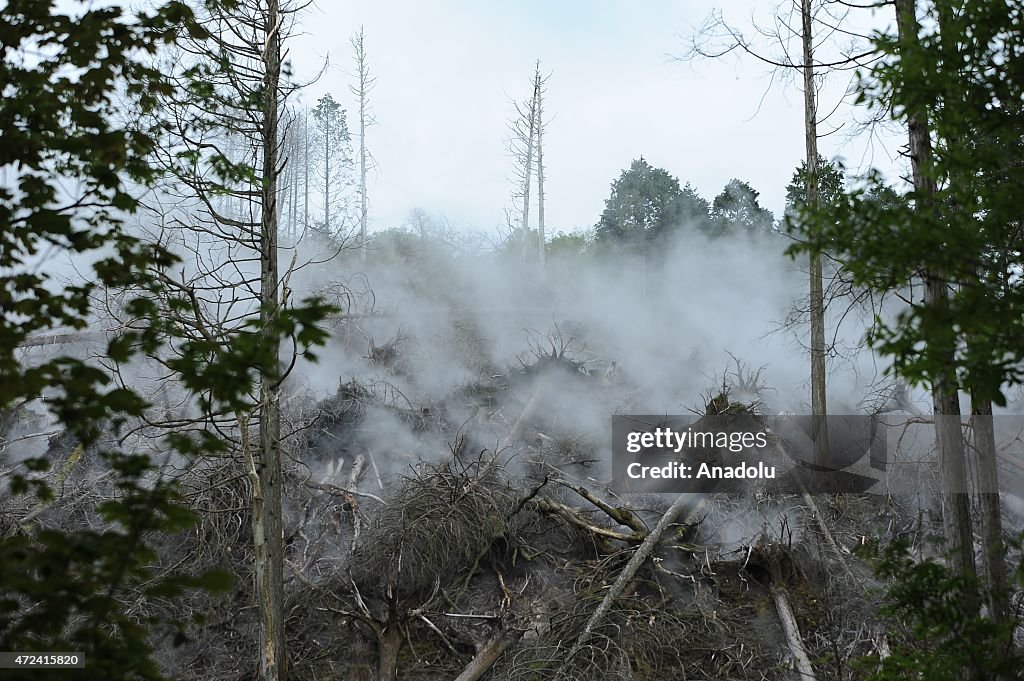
[358,88,367,262]
[289,117,298,241]
[377,624,403,681]
[970,395,1009,626]
[323,106,331,234]
[255,2,287,678]
[304,108,309,238]
[802,0,829,482]
[518,83,537,261]
[895,0,976,590]
[534,63,546,279]
[352,27,372,263]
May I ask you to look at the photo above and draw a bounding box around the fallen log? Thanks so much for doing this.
[452,628,524,681]
[534,497,643,543]
[554,479,646,534]
[772,584,817,681]
[19,331,106,348]
[765,541,816,681]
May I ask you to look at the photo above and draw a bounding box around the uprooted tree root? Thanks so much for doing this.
[350,458,528,600]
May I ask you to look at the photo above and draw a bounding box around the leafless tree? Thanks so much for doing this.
[506,62,551,277]
[350,26,376,263]
[509,77,537,264]
[533,63,548,279]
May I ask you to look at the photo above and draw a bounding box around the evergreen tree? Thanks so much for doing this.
[711,178,775,235]
[594,158,711,245]
[785,156,847,214]
[311,93,353,240]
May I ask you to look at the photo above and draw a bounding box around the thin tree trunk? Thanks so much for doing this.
[358,106,367,261]
[304,108,309,237]
[255,2,287,678]
[518,83,537,261]
[289,117,298,240]
[323,108,331,233]
[773,585,817,681]
[354,28,369,262]
[534,64,546,279]
[802,0,830,483]
[971,395,1009,626]
[894,0,976,590]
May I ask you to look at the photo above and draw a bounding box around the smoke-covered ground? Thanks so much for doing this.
[5,223,1023,681]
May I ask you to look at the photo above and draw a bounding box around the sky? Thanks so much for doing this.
[288,0,902,237]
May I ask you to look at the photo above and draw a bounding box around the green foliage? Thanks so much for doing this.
[311,93,351,149]
[546,230,591,260]
[371,226,425,265]
[594,158,712,246]
[710,178,775,236]
[311,92,353,235]
[860,538,1023,681]
[786,0,1024,405]
[785,155,847,215]
[165,301,335,413]
[0,2,334,678]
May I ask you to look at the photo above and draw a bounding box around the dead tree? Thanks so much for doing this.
[258,5,286,676]
[509,76,537,263]
[533,62,548,279]
[350,26,376,262]
[507,62,551,275]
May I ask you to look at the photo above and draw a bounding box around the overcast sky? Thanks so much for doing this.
[288,0,902,237]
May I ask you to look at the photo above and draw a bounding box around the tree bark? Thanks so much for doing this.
[376,624,403,681]
[255,2,287,678]
[802,0,830,482]
[534,62,546,279]
[518,82,537,261]
[894,0,976,589]
[773,585,817,681]
[970,396,1009,626]
[353,27,370,262]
